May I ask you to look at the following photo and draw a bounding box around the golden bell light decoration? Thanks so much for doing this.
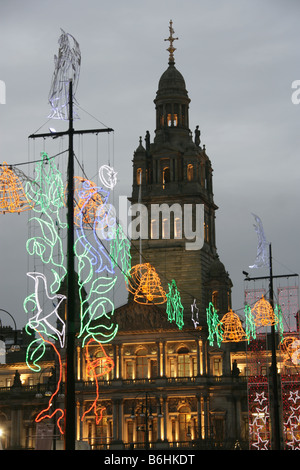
[0,162,33,214]
[217,309,247,343]
[251,295,278,327]
[126,263,166,305]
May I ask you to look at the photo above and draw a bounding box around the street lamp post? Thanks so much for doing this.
[130,392,163,449]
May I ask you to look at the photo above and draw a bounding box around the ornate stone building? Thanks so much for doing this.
[0,24,251,450]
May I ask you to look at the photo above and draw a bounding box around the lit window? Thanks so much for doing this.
[187,164,193,181]
[136,168,142,185]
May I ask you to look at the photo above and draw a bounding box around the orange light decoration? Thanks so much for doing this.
[217,309,248,343]
[81,338,114,424]
[126,263,167,305]
[0,162,33,214]
[280,336,300,365]
[251,295,278,327]
[68,176,106,227]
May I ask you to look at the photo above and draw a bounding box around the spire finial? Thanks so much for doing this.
[164,19,178,64]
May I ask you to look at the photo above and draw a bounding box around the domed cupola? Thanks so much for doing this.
[154,21,191,140]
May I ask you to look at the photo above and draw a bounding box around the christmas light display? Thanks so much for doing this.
[206,302,222,347]
[281,375,300,449]
[72,176,107,228]
[81,338,114,424]
[248,375,271,450]
[280,336,300,366]
[191,299,199,328]
[126,263,166,305]
[109,224,131,276]
[75,180,118,347]
[244,304,256,342]
[166,280,184,329]
[25,152,67,294]
[25,272,66,348]
[48,29,81,120]
[0,162,33,213]
[34,335,65,434]
[251,295,278,327]
[249,213,269,269]
[217,309,247,343]
[99,164,117,189]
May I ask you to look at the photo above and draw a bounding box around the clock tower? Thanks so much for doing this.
[129,21,232,326]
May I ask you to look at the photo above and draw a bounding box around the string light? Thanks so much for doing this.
[282,375,300,449]
[166,279,184,329]
[0,162,33,213]
[72,176,107,228]
[248,375,271,450]
[81,338,114,424]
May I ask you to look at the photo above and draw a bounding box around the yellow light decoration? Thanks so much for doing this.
[0,162,33,214]
[126,263,167,305]
[280,336,300,365]
[217,309,247,343]
[251,295,278,327]
[66,176,106,227]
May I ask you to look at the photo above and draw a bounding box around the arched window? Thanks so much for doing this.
[178,405,192,442]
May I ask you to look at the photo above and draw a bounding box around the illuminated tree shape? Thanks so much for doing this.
[109,224,132,275]
[206,302,222,347]
[274,304,284,339]
[25,152,67,294]
[245,304,256,342]
[72,176,107,228]
[217,309,247,343]
[81,339,114,424]
[126,263,166,305]
[0,162,33,213]
[251,295,278,327]
[166,280,184,330]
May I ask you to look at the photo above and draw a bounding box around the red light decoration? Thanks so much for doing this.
[0,162,33,213]
[248,375,271,450]
[126,263,166,305]
[282,374,300,449]
[217,309,247,342]
[35,335,65,434]
[81,338,114,424]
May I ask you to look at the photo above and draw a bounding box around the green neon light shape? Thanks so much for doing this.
[245,303,256,343]
[206,302,222,347]
[166,279,184,330]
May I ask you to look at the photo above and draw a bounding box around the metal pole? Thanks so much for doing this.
[64,80,76,450]
[269,243,282,450]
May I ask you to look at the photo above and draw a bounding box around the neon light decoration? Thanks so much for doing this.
[166,280,184,330]
[282,374,300,449]
[217,309,247,343]
[206,302,222,347]
[126,263,166,305]
[191,299,199,328]
[34,335,65,434]
[109,224,132,275]
[99,165,117,189]
[81,338,114,424]
[248,375,271,450]
[24,272,66,348]
[280,336,300,365]
[244,304,256,342]
[0,162,33,213]
[72,176,107,228]
[251,295,278,327]
[25,152,67,294]
[75,181,118,347]
[48,29,81,120]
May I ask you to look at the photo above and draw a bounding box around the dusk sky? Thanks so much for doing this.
[0,0,299,329]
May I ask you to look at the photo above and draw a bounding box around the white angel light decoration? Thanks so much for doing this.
[249,213,269,269]
[48,29,81,120]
